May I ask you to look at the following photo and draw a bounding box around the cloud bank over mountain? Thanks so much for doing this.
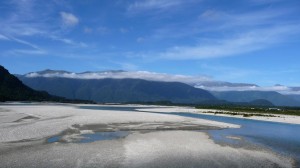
[22,70,300,95]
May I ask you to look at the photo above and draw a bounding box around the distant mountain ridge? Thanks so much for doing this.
[16,69,300,106]
[0,65,93,103]
[21,69,258,88]
[211,91,299,107]
[0,66,61,102]
[17,76,217,104]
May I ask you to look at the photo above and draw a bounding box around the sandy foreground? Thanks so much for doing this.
[136,106,300,125]
[0,103,295,168]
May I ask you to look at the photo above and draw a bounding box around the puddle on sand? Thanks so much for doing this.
[47,131,130,143]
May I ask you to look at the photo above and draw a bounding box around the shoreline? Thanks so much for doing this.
[0,104,238,143]
[136,106,300,125]
[0,103,296,167]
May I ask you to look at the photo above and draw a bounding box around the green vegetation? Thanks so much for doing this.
[202,111,277,117]
[196,105,300,116]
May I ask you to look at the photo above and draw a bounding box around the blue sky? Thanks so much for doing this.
[1,0,300,86]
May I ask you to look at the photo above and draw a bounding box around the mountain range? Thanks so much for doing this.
[211,91,299,107]
[0,65,92,103]
[13,69,298,106]
[17,74,216,104]
[0,65,60,102]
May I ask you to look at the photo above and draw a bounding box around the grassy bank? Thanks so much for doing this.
[195,105,300,116]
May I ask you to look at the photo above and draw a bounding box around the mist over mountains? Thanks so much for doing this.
[15,69,300,106]
[21,69,300,94]
[17,76,216,104]
[211,91,299,107]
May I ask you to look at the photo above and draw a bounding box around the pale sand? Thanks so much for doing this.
[0,131,293,168]
[0,104,295,167]
[0,104,238,143]
[136,107,300,125]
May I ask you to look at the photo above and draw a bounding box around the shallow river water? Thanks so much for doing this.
[80,105,300,166]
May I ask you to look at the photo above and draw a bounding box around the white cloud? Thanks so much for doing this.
[23,70,300,95]
[60,12,79,27]
[196,85,283,92]
[25,70,212,83]
[196,85,300,95]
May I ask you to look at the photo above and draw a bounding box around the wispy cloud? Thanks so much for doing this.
[0,15,46,37]
[0,0,50,37]
[150,7,294,40]
[159,25,299,59]
[0,33,44,52]
[127,0,196,16]
[206,8,296,30]
[128,0,183,12]
[137,5,300,60]
[49,35,88,47]
[6,49,47,56]
[1,39,47,57]
[60,12,79,27]
[0,33,46,56]
[9,36,40,49]
[0,1,86,57]
[0,34,9,40]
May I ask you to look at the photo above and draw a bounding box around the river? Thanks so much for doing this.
[80,105,300,166]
